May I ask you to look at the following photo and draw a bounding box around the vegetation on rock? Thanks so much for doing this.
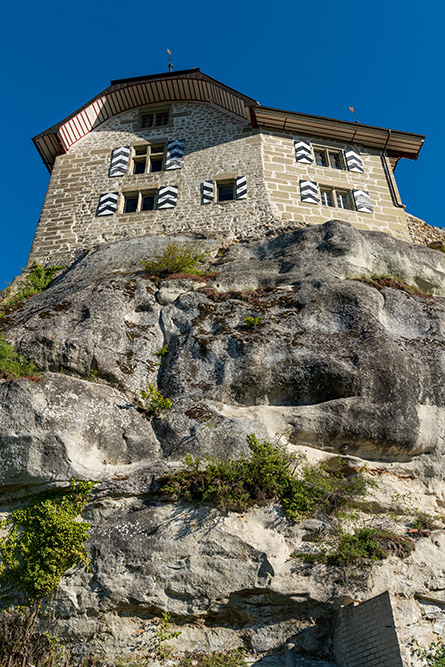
[140,241,209,278]
[352,274,433,298]
[0,335,40,380]
[2,263,63,308]
[161,435,370,520]
[141,382,172,418]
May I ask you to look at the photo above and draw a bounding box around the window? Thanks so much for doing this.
[320,187,353,210]
[131,144,165,174]
[123,190,157,213]
[217,180,235,202]
[140,109,169,128]
[314,147,345,170]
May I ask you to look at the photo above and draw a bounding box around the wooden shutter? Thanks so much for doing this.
[345,148,364,173]
[97,192,119,216]
[109,147,130,177]
[235,176,247,199]
[165,140,185,170]
[201,181,214,204]
[300,180,319,204]
[294,140,313,164]
[352,189,373,212]
[157,185,178,209]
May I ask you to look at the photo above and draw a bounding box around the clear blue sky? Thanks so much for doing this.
[1,0,441,288]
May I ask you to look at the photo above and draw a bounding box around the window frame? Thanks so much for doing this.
[313,145,346,171]
[216,179,236,203]
[122,189,157,213]
[139,107,170,130]
[319,186,354,210]
[130,143,166,175]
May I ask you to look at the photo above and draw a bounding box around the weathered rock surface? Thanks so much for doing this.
[2,220,445,665]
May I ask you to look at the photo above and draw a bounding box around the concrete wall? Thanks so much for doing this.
[28,100,410,268]
[333,592,405,667]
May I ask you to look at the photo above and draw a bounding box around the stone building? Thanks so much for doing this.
[30,68,425,267]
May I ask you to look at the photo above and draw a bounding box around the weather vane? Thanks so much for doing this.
[167,49,173,72]
[349,106,359,123]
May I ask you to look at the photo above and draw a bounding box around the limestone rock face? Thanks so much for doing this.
[2,221,445,665]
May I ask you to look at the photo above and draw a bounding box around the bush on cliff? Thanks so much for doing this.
[161,434,369,520]
[140,240,209,278]
[0,335,40,380]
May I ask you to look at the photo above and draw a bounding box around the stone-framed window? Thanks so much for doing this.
[314,146,345,170]
[320,186,354,210]
[123,190,157,213]
[132,144,165,174]
[217,180,236,202]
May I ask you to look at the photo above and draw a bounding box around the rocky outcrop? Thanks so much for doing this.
[2,220,445,665]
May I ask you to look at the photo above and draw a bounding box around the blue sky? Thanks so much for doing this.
[1,0,441,288]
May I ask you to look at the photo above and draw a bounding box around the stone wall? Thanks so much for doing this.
[28,100,411,268]
[333,592,405,667]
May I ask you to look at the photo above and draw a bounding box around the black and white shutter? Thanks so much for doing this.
[345,148,364,173]
[201,181,214,204]
[165,140,185,170]
[109,147,130,177]
[235,176,247,199]
[157,185,178,209]
[97,192,119,216]
[294,139,313,164]
[352,189,373,213]
[299,180,319,204]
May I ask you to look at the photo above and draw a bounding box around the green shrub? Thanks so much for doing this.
[0,335,40,380]
[0,479,95,601]
[140,241,209,278]
[3,263,63,307]
[412,639,445,666]
[156,343,169,357]
[141,383,172,418]
[242,316,262,329]
[161,435,369,520]
[296,526,412,567]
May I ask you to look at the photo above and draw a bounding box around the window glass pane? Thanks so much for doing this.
[218,182,234,201]
[141,114,154,128]
[141,194,155,211]
[314,150,326,167]
[124,196,138,213]
[321,190,333,207]
[337,192,350,209]
[150,158,163,172]
[133,160,146,174]
[155,112,169,126]
[329,152,341,169]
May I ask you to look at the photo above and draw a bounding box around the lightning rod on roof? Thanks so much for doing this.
[167,49,173,72]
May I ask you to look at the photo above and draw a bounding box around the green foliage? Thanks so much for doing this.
[412,640,445,666]
[85,368,98,382]
[3,263,64,307]
[161,435,369,520]
[0,335,40,380]
[141,383,172,418]
[0,479,95,600]
[156,343,169,357]
[140,241,209,278]
[242,316,262,329]
[155,612,181,660]
[177,649,247,667]
[296,527,412,566]
[413,511,438,532]
[0,604,64,667]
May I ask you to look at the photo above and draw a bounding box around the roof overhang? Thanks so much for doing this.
[250,106,425,161]
[33,69,258,171]
[32,69,425,172]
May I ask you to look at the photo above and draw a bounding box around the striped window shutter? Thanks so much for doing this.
[157,185,178,209]
[294,140,313,164]
[165,140,185,170]
[109,147,130,177]
[300,180,319,204]
[345,148,364,173]
[235,176,247,199]
[201,181,214,204]
[97,192,119,216]
[352,189,373,213]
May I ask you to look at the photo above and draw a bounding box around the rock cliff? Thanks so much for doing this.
[1,220,445,665]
